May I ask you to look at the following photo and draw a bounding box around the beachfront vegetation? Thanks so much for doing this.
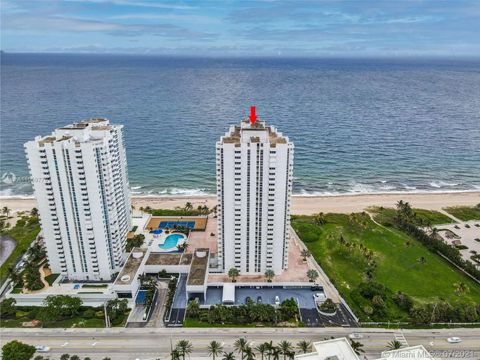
[141,202,211,216]
[371,202,480,280]
[369,206,454,226]
[184,298,300,327]
[0,211,41,285]
[291,208,480,323]
[443,205,480,221]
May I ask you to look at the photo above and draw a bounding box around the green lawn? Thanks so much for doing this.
[0,217,40,285]
[367,207,454,226]
[292,213,480,322]
[443,206,480,221]
[184,319,257,328]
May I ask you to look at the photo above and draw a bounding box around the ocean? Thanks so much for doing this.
[1,53,479,197]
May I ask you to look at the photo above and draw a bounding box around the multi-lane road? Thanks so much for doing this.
[1,327,479,360]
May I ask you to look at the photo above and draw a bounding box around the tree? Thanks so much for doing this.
[301,249,311,261]
[297,340,311,354]
[170,349,180,360]
[207,340,223,360]
[255,343,268,360]
[387,340,402,350]
[222,352,235,360]
[175,340,193,360]
[106,298,128,323]
[30,208,39,217]
[278,341,293,360]
[454,282,469,296]
[2,340,36,360]
[350,340,365,355]
[418,256,427,265]
[185,202,193,212]
[264,269,275,282]
[228,267,240,282]
[24,262,44,291]
[187,299,200,319]
[234,338,248,359]
[2,206,11,217]
[0,298,16,318]
[60,355,70,360]
[313,213,326,226]
[42,295,83,322]
[70,356,80,360]
[306,269,319,282]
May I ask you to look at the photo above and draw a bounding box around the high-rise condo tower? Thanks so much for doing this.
[216,117,294,274]
[25,118,131,281]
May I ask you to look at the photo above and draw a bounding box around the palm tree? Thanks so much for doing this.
[296,340,311,354]
[454,282,469,296]
[278,341,293,360]
[313,212,326,226]
[270,346,281,360]
[234,338,248,359]
[2,206,10,217]
[222,352,235,360]
[244,345,256,360]
[386,340,402,350]
[30,207,39,217]
[187,300,200,319]
[228,267,240,282]
[301,249,311,261]
[306,269,319,282]
[170,348,181,360]
[350,340,365,355]
[264,269,275,282]
[255,343,268,360]
[175,339,193,360]
[207,341,223,360]
[185,202,193,212]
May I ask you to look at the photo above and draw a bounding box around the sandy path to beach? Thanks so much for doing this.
[1,192,478,215]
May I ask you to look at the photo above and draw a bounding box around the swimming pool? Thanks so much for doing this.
[159,233,185,250]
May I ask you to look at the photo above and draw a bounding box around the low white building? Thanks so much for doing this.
[295,338,436,360]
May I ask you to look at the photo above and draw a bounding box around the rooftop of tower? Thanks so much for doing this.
[221,119,288,146]
[30,118,118,147]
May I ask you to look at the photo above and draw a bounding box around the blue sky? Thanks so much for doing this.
[1,0,479,56]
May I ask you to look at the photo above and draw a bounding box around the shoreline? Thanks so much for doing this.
[1,191,478,215]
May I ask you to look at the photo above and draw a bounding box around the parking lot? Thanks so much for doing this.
[202,285,319,308]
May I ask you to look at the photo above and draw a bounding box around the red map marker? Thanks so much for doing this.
[249,106,257,124]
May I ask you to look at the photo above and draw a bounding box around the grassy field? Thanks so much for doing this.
[367,207,454,226]
[443,206,480,221]
[0,217,40,285]
[292,213,480,322]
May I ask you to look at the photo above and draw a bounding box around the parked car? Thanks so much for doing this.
[349,333,363,339]
[313,293,326,302]
[35,345,50,353]
[311,284,323,291]
[245,296,252,304]
[275,296,280,306]
[447,337,462,343]
[257,296,262,303]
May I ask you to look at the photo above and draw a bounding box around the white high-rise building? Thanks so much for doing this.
[25,118,131,281]
[216,118,294,274]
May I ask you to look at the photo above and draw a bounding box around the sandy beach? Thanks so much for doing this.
[1,191,478,216]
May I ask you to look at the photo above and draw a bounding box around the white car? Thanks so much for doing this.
[447,337,462,344]
[35,345,50,352]
[349,333,363,340]
[275,296,280,306]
